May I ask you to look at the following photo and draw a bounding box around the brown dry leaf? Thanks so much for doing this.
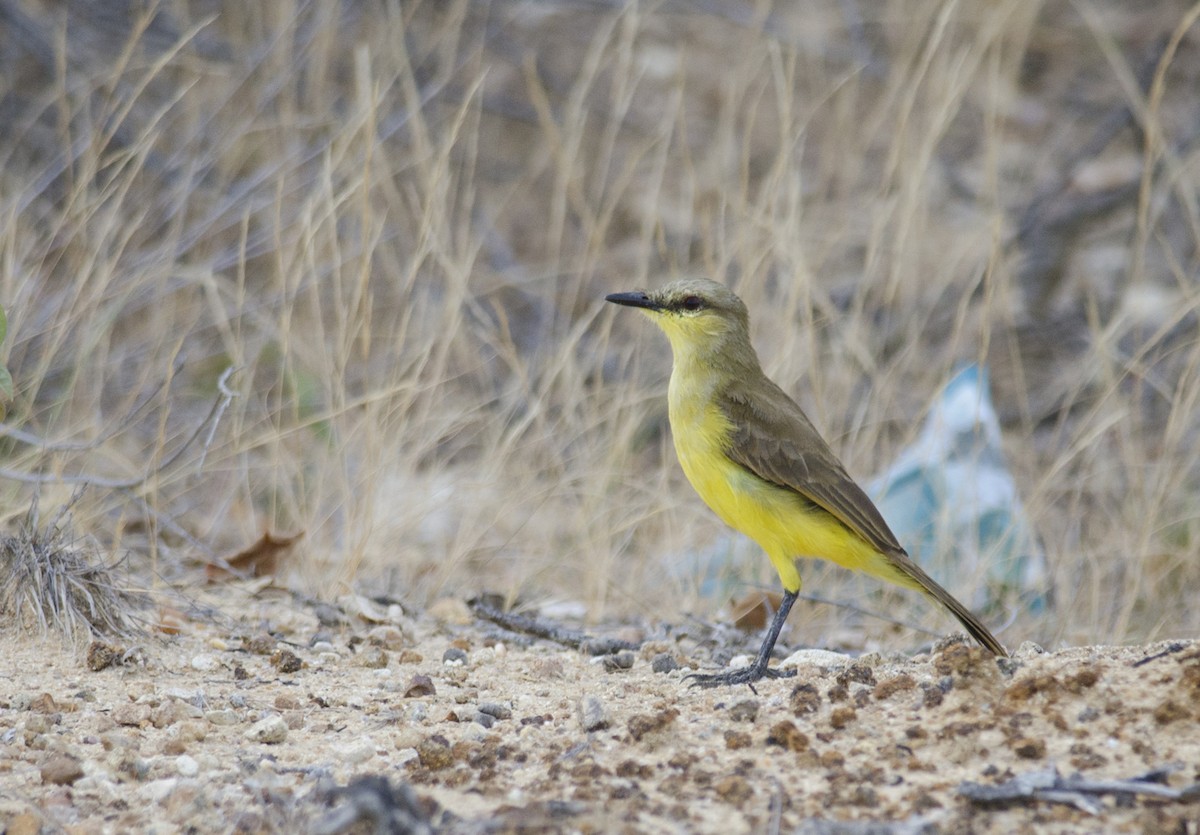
[155,606,187,635]
[729,591,783,632]
[205,531,304,583]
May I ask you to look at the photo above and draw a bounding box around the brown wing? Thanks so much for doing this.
[719,375,1009,657]
[718,376,904,556]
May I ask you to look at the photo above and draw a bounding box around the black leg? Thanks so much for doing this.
[685,589,799,689]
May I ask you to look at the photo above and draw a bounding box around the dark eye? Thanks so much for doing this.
[681,296,704,311]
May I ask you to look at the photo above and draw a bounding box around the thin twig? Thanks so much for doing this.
[1131,641,1192,667]
[0,365,239,490]
[196,365,241,474]
[469,598,639,655]
[960,764,1200,813]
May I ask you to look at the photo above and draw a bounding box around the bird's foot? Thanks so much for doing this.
[685,663,796,691]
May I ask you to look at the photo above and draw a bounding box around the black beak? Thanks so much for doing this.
[605,291,662,311]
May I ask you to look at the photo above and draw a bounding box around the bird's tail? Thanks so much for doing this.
[890,551,1008,657]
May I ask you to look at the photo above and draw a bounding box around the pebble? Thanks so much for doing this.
[358,646,389,669]
[428,597,472,625]
[728,699,759,723]
[404,675,436,698]
[474,712,495,729]
[190,654,217,672]
[997,656,1022,676]
[87,641,121,671]
[244,715,288,744]
[113,704,152,727]
[152,701,199,729]
[341,594,393,624]
[651,653,679,674]
[312,603,345,626]
[30,693,58,713]
[395,747,419,766]
[602,651,635,671]
[780,648,854,669]
[205,710,239,727]
[579,695,609,732]
[274,694,301,711]
[416,738,454,770]
[338,739,376,765]
[442,648,468,666]
[724,729,753,750]
[368,625,407,650]
[40,754,84,786]
[271,649,302,673]
[478,702,512,720]
[175,755,200,777]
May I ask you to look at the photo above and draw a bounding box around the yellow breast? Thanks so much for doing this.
[667,369,882,592]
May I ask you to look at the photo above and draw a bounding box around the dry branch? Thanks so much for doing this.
[960,764,1200,814]
[470,596,639,655]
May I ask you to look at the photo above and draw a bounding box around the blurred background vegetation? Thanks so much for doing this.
[1,0,1198,650]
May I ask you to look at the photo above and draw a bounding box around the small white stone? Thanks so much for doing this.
[395,747,419,766]
[779,648,854,669]
[339,739,376,765]
[726,654,754,670]
[190,654,217,672]
[244,715,288,744]
[580,695,609,731]
[175,755,200,777]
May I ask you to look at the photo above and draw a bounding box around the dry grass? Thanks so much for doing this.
[0,506,144,638]
[0,0,1198,651]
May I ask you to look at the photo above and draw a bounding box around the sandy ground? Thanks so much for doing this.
[1,583,1198,834]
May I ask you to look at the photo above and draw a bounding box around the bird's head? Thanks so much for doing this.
[606,278,751,361]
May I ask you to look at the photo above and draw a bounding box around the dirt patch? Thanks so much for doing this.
[2,588,1198,833]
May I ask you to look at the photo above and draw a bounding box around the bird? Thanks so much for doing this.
[606,278,1007,687]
